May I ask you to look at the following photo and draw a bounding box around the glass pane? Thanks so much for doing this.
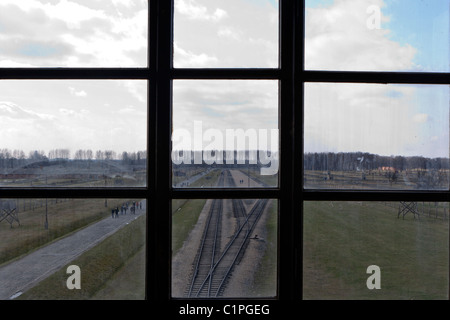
[303,201,449,300]
[0,0,148,67]
[304,83,450,190]
[305,0,450,72]
[0,198,146,300]
[0,80,147,187]
[174,0,279,68]
[172,199,277,298]
[172,80,279,188]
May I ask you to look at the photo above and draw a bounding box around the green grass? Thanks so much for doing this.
[303,201,449,300]
[304,169,449,190]
[172,199,207,255]
[245,168,278,187]
[189,169,222,187]
[0,199,134,266]
[91,245,146,300]
[17,215,146,300]
[249,199,278,297]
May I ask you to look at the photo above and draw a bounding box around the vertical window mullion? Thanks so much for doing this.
[279,0,296,300]
[296,0,305,300]
[152,0,173,300]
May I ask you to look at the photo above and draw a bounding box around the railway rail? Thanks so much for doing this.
[186,170,268,298]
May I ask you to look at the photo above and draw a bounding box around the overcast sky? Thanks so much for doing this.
[0,0,448,159]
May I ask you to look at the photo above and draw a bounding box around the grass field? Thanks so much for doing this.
[248,199,278,297]
[0,198,146,300]
[303,201,449,300]
[0,199,142,266]
[0,170,147,188]
[17,215,146,300]
[304,169,449,190]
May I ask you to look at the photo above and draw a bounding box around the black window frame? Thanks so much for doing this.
[0,0,448,308]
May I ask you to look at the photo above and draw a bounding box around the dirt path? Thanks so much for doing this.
[0,200,146,300]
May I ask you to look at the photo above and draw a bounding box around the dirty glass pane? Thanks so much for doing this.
[0,80,147,187]
[172,198,278,298]
[172,80,279,188]
[174,0,278,68]
[303,201,449,300]
[0,0,148,67]
[0,198,146,300]
[305,0,450,72]
[304,82,450,190]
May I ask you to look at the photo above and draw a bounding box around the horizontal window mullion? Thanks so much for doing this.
[0,68,151,80]
[172,68,281,80]
[171,188,280,199]
[302,190,450,202]
[0,188,149,199]
[303,70,450,85]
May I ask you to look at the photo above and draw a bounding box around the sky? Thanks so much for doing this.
[0,0,448,159]
[304,0,449,158]
[0,80,147,156]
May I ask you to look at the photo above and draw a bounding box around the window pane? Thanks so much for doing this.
[0,0,148,67]
[172,199,278,298]
[304,83,450,190]
[172,80,279,188]
[0,198,146,300]
[303,201,449,300]
[174,0,279,68]
[305,0,450,72]
[0,80,147,187]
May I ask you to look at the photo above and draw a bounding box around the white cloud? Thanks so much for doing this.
[175,0,227,21]
[174,0,278,68]
[59,108,89,119]
[0,0,147,67]
[217,26,241,41]
[0,101,55,120]
[305,0,417,71]
[111,0,147,8]
[121,80,147,104]
[69,87,87,97]
[0,60,35,68]
[304,83,449,158]
[412,113,429,123]
[173,43,219,67]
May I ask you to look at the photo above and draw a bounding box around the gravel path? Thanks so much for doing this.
[0,200,146,300]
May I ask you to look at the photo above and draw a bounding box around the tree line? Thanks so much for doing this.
[304,152,450,172]
[0,148,147,169]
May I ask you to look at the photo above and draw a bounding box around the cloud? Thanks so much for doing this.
[59,108,89,119]
[0,101,54,120]
[173,80,278,140]
[120,80,147,104]
[217,26,242,41]
[0,0,147,67]
[174,42,219,67]
[412,113,429,124]
[69,87,87,97]
[303,83,449,158]
[305,0,417,71]
[174,0,278,68]
[175,0,228,21]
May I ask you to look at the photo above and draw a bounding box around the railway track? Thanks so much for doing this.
[186,170,268,298]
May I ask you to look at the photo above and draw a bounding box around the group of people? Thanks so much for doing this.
[111,201,142,218]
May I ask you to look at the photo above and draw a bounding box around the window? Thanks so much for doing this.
[0,0,148,300]
[1,0,449,314]
[302,0,449,302]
